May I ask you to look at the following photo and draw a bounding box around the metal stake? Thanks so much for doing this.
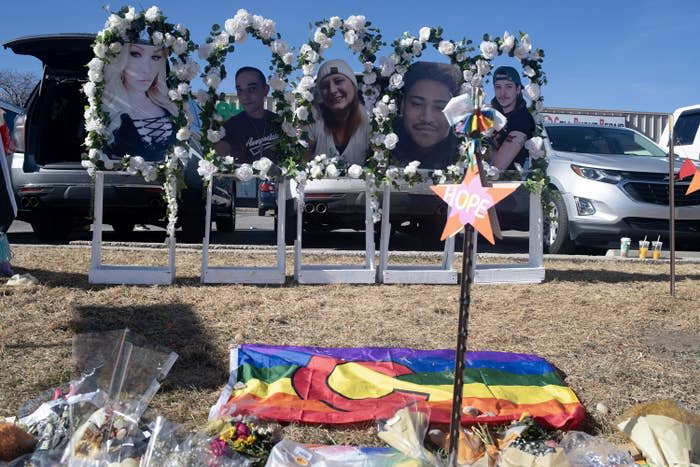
[668,114,675,297]
[448,224,475,464]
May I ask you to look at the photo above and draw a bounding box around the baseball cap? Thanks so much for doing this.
[493,66,522,86]
[316,59,358,88]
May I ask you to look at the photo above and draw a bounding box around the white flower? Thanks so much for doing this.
[93,43,107,59]
[412,40,423,56]
[87,69,103,83]
[432,169,446,184]
[204,70,222,89]
[373,102,389,119]
[514,34,532,59]
[523,66,536,78]
[313,29,332,49]
[363,71,377,85]
[213,32,230,49]
[207,129,224,143]
[269,74,286,91]
[386,167,399,179]
[384,133,398,150]
[108,42,122,54]
[195,90,209,106]
[295,106,309,121]
[500,31,515,54]
[164,33,176,47]
[177,83,190,96]
[525,82,540,100]
[174,145,189,162]
[144,6,161,22]
[83,81,97,98]
[270,40,288,56]
[252,157,272,174]
[302,63,317,76]
[309,164,323,179]
[329,16,342,29]
[197,159,218,180]
[282,52,294,66]
[479,40,498,59]
[344,30,358,46]
[172,37,188,56]
[400,37,413,48]
[525,136,545,159]
[168,89,182,101]
[176,128,191,141]
[124,6,138,21]
[388,73,404,90]
[347,164,363,179]
[325,163,339,178]
[438,40,455,55]
[223,156,235,165]
[282,121,296,137]
[379,57,395,77]
[105,14,127,36]
[345,15,366,31]
[87,57,103,72]
[150,31,164,46]
[258,19,276,40]
[175,23,187,35]
[476,59,490,77]
[419,27,431,43]
[235,164,254,181]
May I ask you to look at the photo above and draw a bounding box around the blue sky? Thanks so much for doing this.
[2,0,698,113]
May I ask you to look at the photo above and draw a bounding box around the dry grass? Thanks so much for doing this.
[0,245,698,448]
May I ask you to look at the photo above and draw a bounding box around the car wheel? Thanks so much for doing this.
[111,221,135,237]
[544,190,575,254]
[31,215,72,243]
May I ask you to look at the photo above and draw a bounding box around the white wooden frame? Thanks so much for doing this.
[377,183,458,284]
[472,189,545,284]
[89,171,175,285]
[294,177,376,284]
[201,176,286,284]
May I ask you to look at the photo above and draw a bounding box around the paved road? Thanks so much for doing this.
[7,208,533,254]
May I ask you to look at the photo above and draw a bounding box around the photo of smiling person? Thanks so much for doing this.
[488,66,535,171]
[102,42,177,162]
[392,61,461,169]
[305,59,369,165]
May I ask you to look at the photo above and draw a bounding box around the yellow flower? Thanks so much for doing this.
[244,434,256,446]
[220,425,236,441]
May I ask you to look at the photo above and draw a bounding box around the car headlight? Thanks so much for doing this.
[570,165,623,184]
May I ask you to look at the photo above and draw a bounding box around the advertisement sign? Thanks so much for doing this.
[541,113,626,128]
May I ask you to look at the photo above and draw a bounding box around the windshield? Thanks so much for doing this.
[546,125,667,157]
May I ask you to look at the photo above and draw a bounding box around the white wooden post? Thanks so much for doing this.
[201,175,286,284]
[472,189,545,284]
[294,177,376,284]
[378,182,458,284]
[88,171,175,285]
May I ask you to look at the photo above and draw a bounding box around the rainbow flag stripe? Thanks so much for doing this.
[211,344,585,429]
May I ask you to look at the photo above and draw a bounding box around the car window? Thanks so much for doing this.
[546,126,666,157]
[673,110,700,146]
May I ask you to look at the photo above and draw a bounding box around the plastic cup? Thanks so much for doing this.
[638,240,650,259]
[620,237,631,257]
[652,241,663,260]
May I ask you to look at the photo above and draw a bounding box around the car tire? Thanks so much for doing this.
[31,215,72,243]
[111,221,135,237]
[258,208,266,217]
[544,190,576,254]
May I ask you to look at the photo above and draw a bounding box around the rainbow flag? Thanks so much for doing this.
[210,344,585,429]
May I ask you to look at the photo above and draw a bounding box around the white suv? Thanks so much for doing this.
[658,104,700,161]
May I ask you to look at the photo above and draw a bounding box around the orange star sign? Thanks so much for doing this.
[430,164,519,244]
[687,170,700,195]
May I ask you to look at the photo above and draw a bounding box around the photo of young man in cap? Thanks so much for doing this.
[489,66,535,171]
[391,61,461,169]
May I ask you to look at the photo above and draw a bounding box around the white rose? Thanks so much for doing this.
[83,81,96,98]
[309,165,323,179]
[329,16,342,29]
[282,121,296,137]
[302,63,317,76]
[384,132,398,150]
[479,40,498,59]
[388,73,403,90]
[176,128,191,141]
[251,15,264,30]
[363,71,377,85]
[213,32,230,48]
[177,83,190,95]
[207,129,224,143]
[144,6,161,22]
[164,33,176,47]
[297,75,315,90]
[252,157,272,173]
[313,29,329,46]
[258,19,276,40]
[347,164,363,179]
[124,7,138,21]
[400,37,413,48]
[373,102,389,119]
[197,159,217,180]
[282,52,294,66]
[172,37,188,56]
[438,40,455,55]
[149,31,163,46]
[345,15,366,31]
[380,57,395,77]
[419,27,431,43]
[269,75,286,91]
[514,34,532,59]
[295,106,309,121]
[195,90,209,106]
[412,40,423,56]
[108,42,122,54]
[233,9,250,24]
[204,71,221,89]
[235,164,254,181]
[386,167,399,179]
[525,136,545,159]
[87,69,103,83]
[432,169,446,184]
[223,156,235,165]
[325,163,339,178]
[168,89,182,101]
[500,31,515,54]
[525,83,540,100]
[87,57,103,72]
[174,145,189,162]
[344,30,358,46]
[271,40,288,56]
[93,43,107,59]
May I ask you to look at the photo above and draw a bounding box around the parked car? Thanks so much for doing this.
[0,99,23,135]
[658,104,700,161]
[543,124,700,253]
[258,180,276,216]
[3,33,234,242]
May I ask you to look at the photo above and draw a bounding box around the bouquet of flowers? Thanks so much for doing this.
[202,416,281,466]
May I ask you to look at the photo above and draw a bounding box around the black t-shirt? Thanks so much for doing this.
[391,118,458,170]
[221,110,281,164]
[492,106,535,169]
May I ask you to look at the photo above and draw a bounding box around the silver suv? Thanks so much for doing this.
[543,124,700,253]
